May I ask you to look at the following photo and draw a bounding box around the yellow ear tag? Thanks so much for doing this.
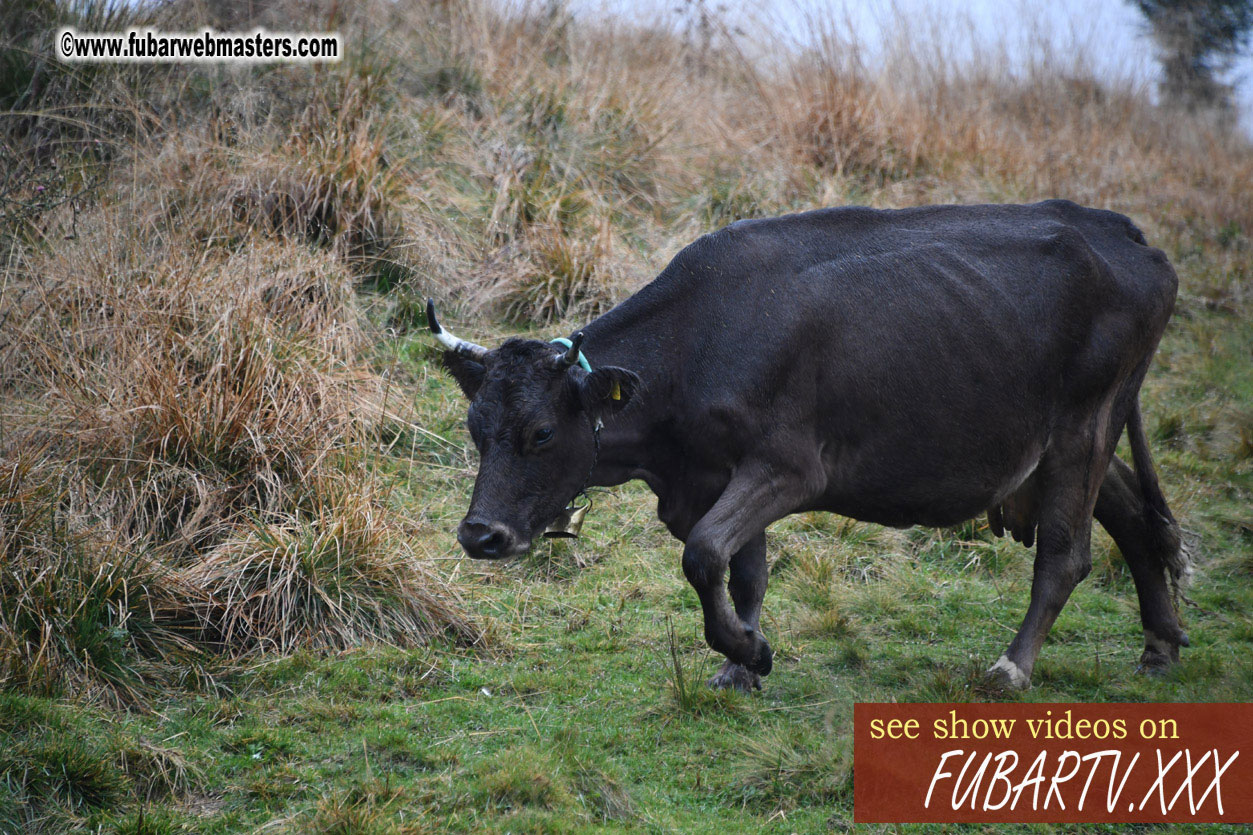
[610,379,622,401]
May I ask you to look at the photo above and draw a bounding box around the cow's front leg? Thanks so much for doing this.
[709,533,768,692]
[682,463,814,680]
[683,535,773,676]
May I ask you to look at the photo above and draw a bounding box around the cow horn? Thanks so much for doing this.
[427,299,488,360]
[559,332,585,367]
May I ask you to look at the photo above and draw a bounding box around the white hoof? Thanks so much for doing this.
[987,654,1030,689]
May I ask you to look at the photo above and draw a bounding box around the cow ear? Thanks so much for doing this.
[442,350,486,399]
[576,366,639,418]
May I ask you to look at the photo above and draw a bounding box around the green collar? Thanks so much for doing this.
[550,337,592,372]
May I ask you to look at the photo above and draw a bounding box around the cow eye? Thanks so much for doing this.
[534,427,554,446]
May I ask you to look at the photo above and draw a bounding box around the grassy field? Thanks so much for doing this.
[2,0,1251,832]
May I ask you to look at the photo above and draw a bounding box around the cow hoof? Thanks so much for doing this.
[1138,629,1183,675]
[1142,646,1177,672]
[986,654,1030,690]
[745,636,773,676]
[708,661,762,692]
[1138,646,1180,675]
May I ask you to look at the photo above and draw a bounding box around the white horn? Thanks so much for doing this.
[427,300,488,360]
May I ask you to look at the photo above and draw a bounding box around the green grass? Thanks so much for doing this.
[5,303,1249,832]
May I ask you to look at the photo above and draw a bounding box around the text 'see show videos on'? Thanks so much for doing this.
[855,703,1251,823]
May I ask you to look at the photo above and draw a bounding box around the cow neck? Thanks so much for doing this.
[575,293,678,489]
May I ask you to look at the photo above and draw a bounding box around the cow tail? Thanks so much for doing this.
[1126,399,1193,596]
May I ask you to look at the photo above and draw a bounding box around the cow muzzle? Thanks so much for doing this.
[457,518,527,559]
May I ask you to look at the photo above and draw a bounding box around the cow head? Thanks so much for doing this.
[428,301,639,559]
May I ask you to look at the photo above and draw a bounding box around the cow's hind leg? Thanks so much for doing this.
[990,428,1109,689]
[708,533,768,692]
[1094,455,1189,672]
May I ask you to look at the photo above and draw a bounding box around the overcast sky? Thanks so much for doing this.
[568,0,1253,133]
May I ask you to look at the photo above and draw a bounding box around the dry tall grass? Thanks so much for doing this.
[383,0,1252,309]
[0,195,484,699]
[1,2,495,699]
[2,0,1250,702]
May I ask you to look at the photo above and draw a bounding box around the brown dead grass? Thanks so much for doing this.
[0,126,483,698]
[376,0,1253,317]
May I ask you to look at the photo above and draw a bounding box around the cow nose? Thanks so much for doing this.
[457,518,518,559]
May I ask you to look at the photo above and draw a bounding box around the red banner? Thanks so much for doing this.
[854,703,1253,823]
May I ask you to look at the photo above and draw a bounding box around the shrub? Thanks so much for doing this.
[0,446,204,703]
[182,476,483,655]
[0,155,481,700]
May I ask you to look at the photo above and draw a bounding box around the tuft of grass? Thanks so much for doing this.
[570,758,634,824]
[115,741,194,804]
[501,220,617,325]
[0,444,205,702]
[665,614,697,713]
[2,734,126,815]
[466,737,633,825]
[109,808,181,835]
[733,724,853,813]
[474,744,576,813]
[183,479,483,655]
[905,660,1023,702]
[794,605,855,640]
[0,113,482,700]
[228,72,408,260]
[661,614,744,716]
[0,693,194,833]
[303,779,420,835]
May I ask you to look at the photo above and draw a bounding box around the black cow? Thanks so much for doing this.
[430,199,1192,691]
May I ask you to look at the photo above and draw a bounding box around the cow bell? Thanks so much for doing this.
[543,495,591,538]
